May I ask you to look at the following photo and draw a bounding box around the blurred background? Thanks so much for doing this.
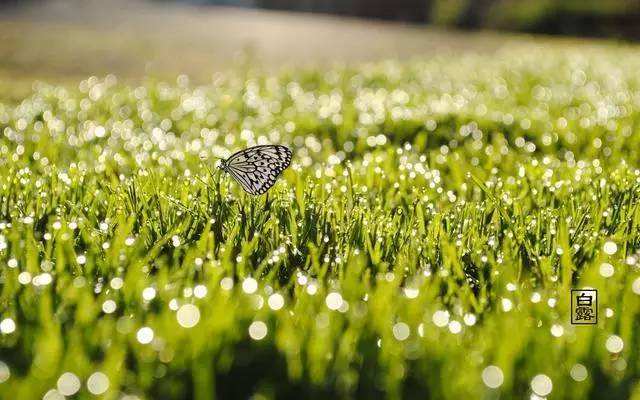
[0,0,638,93]
[174,0,640,38]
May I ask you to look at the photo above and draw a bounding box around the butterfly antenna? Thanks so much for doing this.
[201,160,224,201]
[203,161,218,177]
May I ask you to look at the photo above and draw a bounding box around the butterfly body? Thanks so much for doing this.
[219,145,292,195]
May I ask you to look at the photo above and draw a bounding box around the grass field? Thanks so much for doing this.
[2,9,640,398]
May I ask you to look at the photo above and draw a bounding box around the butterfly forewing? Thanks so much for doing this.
[223,145,292,195]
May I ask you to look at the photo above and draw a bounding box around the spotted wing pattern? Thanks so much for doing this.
[222,145,292,195]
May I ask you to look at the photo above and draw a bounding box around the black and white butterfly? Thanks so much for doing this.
[219,145,292,195]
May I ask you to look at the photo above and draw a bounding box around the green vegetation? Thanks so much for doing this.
[432,0,638,37]
[1,43,640,399]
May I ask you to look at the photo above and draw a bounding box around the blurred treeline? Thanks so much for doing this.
[176,0,640,40]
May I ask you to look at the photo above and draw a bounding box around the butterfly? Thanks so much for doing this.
[219,145,293,195]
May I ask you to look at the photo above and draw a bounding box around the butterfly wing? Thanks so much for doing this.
[224,145,292,195]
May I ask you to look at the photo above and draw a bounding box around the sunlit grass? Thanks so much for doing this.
[1,43,640,399]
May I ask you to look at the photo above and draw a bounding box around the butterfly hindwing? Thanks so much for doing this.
[222,145,292,195]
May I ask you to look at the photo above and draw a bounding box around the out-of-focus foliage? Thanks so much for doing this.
[433,0,640,38]
[1,43,640,399]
